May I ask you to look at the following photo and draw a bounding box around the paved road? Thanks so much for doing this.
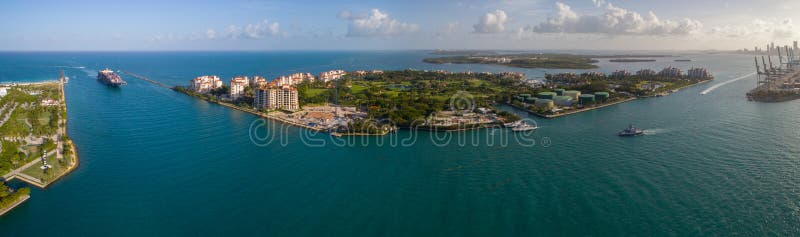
[2,149,55,181]
[0,103,17,127]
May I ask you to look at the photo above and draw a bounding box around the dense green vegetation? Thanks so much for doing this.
[209,85,230,97]
[503,71,713,117]
[298,70,533,126]
[545,72,711,97]
[0,86,61,137]
[0,140,24,175]
[0,83,64,176]
[0,183,29,211]
[172,86,222,102]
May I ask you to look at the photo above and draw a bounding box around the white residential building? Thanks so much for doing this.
[318,70,347,82]
[229,76,249,100]
[189,75,223,93]
[251,76,267,87]
[274,73,315,86]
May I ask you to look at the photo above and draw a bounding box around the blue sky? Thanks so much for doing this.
[2,0,799,50]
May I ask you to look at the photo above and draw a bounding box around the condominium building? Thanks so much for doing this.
[611,70,631,78]
[189,75,223,93]
[230,76,249,100]
[250,76,267,87]
[254,85,299,111]
[274,73,315,86]
[318,70,347,82]
[658,67,683,78]
[636,69,657,77]
[687,68,711,79]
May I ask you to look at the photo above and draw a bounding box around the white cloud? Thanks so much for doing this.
[341,9,419,37]
[206,29,217,39]
[224,19,281,39]
[149,34,178,43]
[710,18,797,40]
[591,0,605,8]
[473,10,508,34]
[529,2,702,36]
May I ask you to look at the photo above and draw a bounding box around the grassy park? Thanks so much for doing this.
[0,81,77,213]
[295,70,530,126]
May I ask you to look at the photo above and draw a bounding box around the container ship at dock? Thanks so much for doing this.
[97,68,127,87]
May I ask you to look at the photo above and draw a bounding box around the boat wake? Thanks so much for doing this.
[54,66,86,69]
[643,128,667,135]
[700,72,756,95]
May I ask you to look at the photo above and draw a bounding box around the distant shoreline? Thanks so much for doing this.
[609,59,657,63]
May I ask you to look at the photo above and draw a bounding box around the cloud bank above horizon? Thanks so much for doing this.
[2,0,799,51]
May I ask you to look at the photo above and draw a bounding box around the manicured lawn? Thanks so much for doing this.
[305,88,328,97]
[349,84,367,94]
[383,91,400,98]
[37,111,51,124]
[21,152,68,183]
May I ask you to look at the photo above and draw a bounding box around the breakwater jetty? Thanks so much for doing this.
[119,70,172,89]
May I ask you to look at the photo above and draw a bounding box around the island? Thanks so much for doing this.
[423,51,673,69]
[174,70,530,135]
[0,73,78,216]
[173,66,712,133]
[423,54,600,69]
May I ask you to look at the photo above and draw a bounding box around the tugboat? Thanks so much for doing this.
[97,68,126,87]
[618,124,644,136]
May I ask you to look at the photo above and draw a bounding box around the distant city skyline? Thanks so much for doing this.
[2,0,800,51]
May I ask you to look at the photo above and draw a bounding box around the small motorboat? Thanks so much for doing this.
[618,124,644,136]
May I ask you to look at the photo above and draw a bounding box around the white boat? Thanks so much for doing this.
[504,120,524,127]
[512,124,538,132]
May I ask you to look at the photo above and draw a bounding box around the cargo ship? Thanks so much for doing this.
[97,68,126,86]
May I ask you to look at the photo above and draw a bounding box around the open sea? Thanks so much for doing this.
[0,51,798,236]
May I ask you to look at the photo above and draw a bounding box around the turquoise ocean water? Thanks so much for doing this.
[0,51,798,236]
